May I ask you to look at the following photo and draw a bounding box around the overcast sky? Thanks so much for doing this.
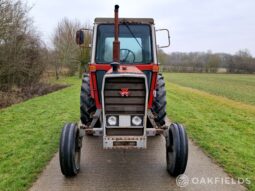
[27,0,255,55]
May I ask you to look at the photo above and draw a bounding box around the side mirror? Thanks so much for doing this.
[76,30,84,45]
[156,29,170,48]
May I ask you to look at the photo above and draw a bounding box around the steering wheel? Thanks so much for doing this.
[120,49,136,63]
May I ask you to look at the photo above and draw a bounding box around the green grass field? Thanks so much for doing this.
[0,73,254,191]
[0,77,80,191]
[164,73,255,191]
[165,73,255,105]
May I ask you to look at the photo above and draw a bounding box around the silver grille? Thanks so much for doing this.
[104,77,146,115]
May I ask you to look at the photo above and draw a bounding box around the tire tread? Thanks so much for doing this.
[80,75,96,125]
[152,74,167,126]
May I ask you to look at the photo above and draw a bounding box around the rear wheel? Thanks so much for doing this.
[152,74,166,126]
[80,74,96,125]
[166,123,188,177]
[59,123,82,177]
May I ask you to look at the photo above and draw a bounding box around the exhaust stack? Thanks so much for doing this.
[112,5,120,72]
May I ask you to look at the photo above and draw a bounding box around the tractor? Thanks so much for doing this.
[59,5,188,177]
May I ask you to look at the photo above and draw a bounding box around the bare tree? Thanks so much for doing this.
[0,0,46,90]
[232,49,255,73]
[52,18,91,78]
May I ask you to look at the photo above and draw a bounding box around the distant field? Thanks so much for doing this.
[164,73,255,105]
[165,73,255,191]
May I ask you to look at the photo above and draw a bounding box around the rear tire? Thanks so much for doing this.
[80,74,96,125]
[166,123,188,177]
[152,74,166,126]
[59,123,82,177]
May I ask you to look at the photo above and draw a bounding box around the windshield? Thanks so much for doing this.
[95,24,153,64]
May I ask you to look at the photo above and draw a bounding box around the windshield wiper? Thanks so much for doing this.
[123,22,143,49]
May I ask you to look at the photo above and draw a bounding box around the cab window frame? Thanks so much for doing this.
[95,23,154,64]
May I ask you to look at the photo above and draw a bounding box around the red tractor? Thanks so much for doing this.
[59,5,188,177]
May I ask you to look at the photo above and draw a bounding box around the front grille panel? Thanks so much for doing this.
[104,77,146,115]
[96,70,152,103]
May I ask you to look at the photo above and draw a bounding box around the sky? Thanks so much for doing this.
[27,0,255,55]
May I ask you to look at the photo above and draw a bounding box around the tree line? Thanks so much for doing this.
[159,49,255,73]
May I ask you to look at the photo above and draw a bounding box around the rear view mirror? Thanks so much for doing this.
[76,30,84,45]
[156,29,170,48]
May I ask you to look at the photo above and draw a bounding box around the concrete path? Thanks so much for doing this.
[29,129,247,191]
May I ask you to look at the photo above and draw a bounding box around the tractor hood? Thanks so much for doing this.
[91,64,154,106]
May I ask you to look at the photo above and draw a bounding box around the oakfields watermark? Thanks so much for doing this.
[176,174,251,187]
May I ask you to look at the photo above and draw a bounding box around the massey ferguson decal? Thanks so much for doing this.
[120,88,129,97]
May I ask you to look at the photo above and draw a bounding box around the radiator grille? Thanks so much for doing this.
[104,77,146,115]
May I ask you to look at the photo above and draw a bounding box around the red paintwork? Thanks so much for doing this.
[91,72,102,108]
[148,71,157,108]
[89,64,160,71]
[89,63,159,109]
[107,65,143,74]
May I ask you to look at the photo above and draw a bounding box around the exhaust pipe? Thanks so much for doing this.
[112,5,120,72]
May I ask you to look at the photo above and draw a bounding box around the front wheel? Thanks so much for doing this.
[166,123,188,176]
[59,123,82,177]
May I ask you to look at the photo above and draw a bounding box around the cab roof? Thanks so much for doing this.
[94,18,154,25]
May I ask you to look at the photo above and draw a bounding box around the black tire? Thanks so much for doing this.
[59,123,82,177]
[166,123,188,177]
[80,74,96,125]
[152,74,166,126]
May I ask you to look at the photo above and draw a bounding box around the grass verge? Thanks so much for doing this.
[166,82,255,190]
[0,77,80,191]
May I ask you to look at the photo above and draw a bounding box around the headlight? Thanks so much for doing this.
[131,116,143,126]
[107,115,118,126]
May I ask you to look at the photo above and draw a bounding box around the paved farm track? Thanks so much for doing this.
[30,127,246,191]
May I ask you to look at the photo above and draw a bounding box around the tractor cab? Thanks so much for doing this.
[94,18,155,64]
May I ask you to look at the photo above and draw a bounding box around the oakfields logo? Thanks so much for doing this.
[176,174,251,187]
[176,174,189,187]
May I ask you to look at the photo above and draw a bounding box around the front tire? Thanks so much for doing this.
[59,123,82,177]
[166,123,188,177]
